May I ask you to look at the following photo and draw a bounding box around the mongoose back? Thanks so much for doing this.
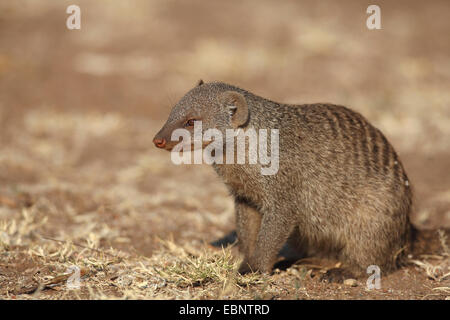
[153,80,413,280]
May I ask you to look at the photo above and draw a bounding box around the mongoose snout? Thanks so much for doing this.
[154,80,413,281]
[153,137,166,149]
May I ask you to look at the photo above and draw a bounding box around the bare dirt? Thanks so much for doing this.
[0,0,449,299]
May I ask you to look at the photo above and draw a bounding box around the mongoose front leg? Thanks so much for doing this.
[235,199,262,270]
[240,211,295,274]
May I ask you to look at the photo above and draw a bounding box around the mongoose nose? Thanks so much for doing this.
[153,137,166,148]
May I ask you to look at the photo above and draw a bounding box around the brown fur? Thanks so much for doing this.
[153,81,413,277]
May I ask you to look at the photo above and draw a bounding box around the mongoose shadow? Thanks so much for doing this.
[210,227,450,273]
[210,230,303,271]
[153,80,442,282]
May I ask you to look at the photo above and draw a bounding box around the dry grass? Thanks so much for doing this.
[0,213,273,299]
[410,230,450,284]
[0,171,448,300]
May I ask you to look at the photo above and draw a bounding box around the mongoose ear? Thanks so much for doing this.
[219,91,249,128]
[196,79,204,86]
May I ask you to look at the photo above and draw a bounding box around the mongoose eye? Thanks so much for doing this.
[184,119,197,128]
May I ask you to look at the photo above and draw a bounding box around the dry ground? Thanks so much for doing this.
[0,0,449,299]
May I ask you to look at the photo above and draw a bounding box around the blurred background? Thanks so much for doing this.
[0,0,449,258]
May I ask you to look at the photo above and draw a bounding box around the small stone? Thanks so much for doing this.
[343,278,358,287]
[287,268,300,276]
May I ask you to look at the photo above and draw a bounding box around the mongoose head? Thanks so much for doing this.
[153,80,249,151]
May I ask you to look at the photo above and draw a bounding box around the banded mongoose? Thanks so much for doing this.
[153,80,413,280]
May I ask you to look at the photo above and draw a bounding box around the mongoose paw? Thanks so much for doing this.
[319,268,355,284]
